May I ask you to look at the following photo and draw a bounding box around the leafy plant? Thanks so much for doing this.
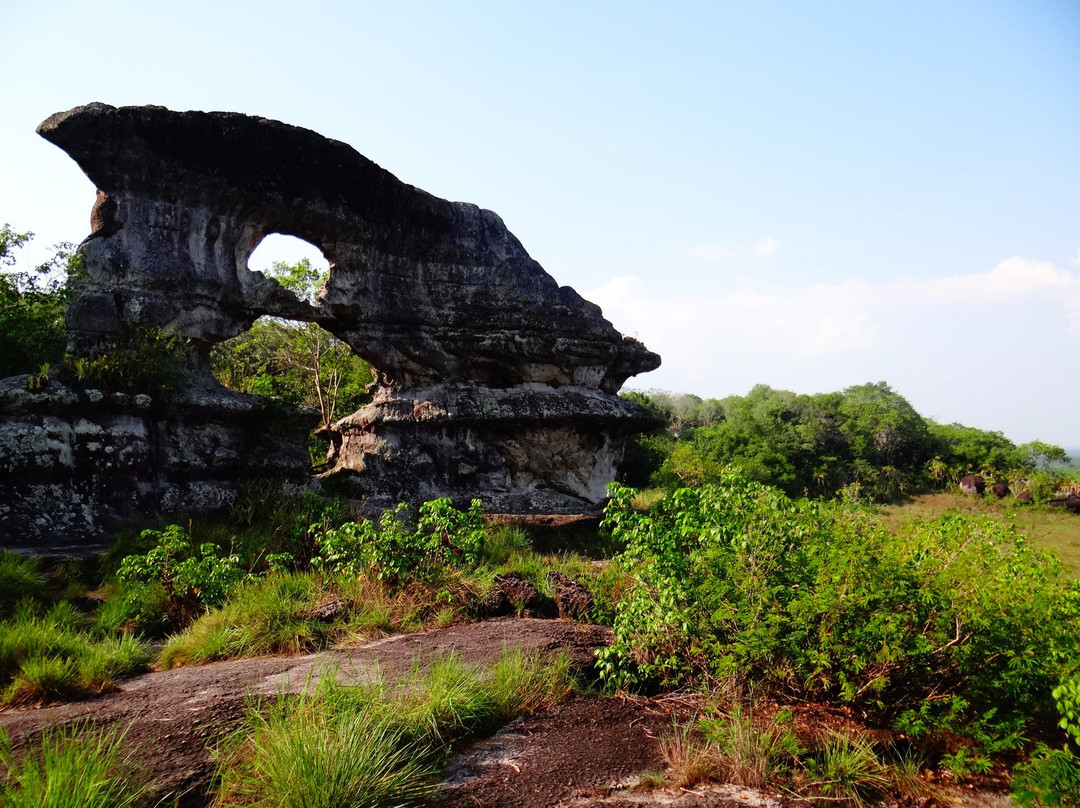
[598,472,1080,748]
[116,524,250,626]
[62,322,194,397]
[312,498,485,585]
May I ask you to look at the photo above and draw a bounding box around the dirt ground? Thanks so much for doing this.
[0,617,1014,808]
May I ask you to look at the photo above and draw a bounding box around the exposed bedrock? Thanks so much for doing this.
[17,103,660,536]
[0,377,317,554]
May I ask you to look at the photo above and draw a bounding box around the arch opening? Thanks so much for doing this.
[210,312,375,471]
[246,233,331,304]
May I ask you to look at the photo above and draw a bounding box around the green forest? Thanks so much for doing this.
[621,384,1073,504]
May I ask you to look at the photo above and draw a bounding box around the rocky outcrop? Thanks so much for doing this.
[0,376,316,554]
[3,103,658,548]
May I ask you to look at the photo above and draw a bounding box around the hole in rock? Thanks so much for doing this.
[246,233,331,304]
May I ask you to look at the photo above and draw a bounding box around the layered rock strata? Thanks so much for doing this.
[0,377,316,554]
[6,103,660,546]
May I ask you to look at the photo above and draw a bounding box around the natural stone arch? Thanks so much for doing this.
[34,102,661,516]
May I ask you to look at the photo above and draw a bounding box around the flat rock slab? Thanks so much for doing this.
[0,618,610,807]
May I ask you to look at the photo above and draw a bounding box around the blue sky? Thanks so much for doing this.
[2,1,1078,446]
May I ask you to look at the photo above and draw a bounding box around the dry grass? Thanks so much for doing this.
[880,493,1080,575]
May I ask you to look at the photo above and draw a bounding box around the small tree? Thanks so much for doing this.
[0,224,80,377]
[211,259,374,432]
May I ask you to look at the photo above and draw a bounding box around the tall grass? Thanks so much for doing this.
[0,602,150,704]
[158,570,491,668]
[0,724,146,808]
[215,709,432,808]
[214,649,577,808]
[0,553,46,618]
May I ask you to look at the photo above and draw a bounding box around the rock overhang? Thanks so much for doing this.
[0,102,663,550]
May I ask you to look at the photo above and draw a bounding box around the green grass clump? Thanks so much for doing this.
[215,649,577,808]
[159,573,338,667]
[0,553,46,618]
[0,602,151,704]
[0,724,146,808]
[215,709,432,808]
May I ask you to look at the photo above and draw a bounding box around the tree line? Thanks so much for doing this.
[621,382,1071,503]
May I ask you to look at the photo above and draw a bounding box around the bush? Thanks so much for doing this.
[311,498,485,585]
[597,472,1080,746]
[116,524,250,627]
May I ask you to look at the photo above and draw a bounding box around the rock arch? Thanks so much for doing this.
[32,103,659,518]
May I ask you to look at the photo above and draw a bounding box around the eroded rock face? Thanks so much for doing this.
[8,103,659,544]
[38,104,658,393]
[0,377,316,554]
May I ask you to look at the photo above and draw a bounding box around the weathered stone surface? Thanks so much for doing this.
[21,102,659,532]
[37,103,658,393]
[547,571,593,621]
[959,474,985,496]
[0,376,316,554]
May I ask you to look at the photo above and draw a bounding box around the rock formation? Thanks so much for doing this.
[1,103,659,549]
[959,474,985,496]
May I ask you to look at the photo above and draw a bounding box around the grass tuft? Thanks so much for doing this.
[0,724,146,808]
[0,603,150,704]
[214,649,577,808]
[215,708,433,808]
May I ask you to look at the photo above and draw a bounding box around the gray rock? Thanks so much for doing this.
[3,103,660,551]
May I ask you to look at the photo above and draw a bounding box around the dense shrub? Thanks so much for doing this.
[598,471,1080,746]
[311,498,485,585]
[116,524,251,628]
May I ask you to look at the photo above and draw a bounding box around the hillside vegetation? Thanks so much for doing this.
[622,384,1074,504]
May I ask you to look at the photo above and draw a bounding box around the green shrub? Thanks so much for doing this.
[63,321,193,398]
[598,472,1080,746]
[117,524,251,626]
[0,724,146,808]
[312,498,485,585]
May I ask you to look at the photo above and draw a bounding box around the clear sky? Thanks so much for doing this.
[2,1,1078,447]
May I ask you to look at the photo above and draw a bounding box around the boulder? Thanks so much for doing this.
[547,571,594,621]
[4,104,663,550]
[959,475,985,496]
